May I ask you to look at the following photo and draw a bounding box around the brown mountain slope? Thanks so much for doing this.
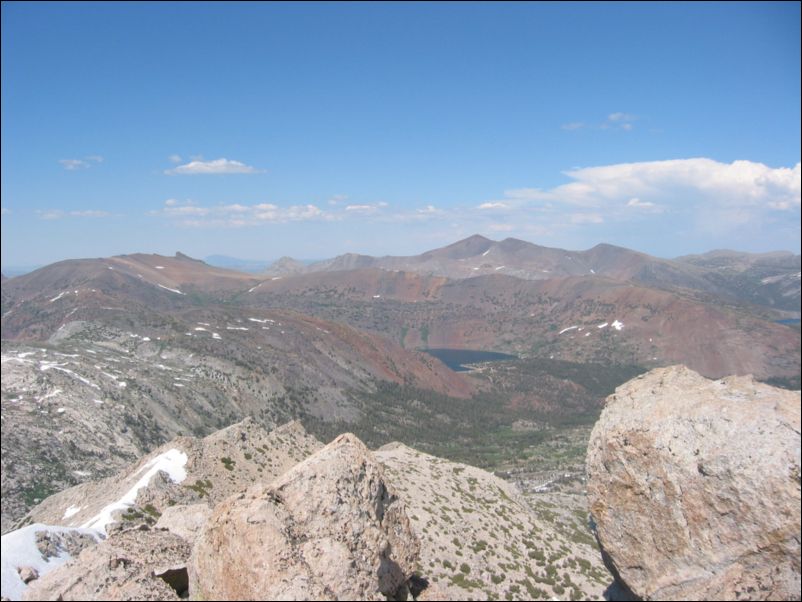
[247,271,800,380]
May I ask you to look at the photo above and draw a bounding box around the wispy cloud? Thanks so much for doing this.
[152,199,330,227]
[477,202,509,210]
[328,194,349,205]
[36,209,113,220]
[626,197,663,212]
[344,202,388,214]
[1,207,9,216]
[168,154,183,164]
[164,158,264,175]
[569,212,604,224]
[58,155,103,170]
[562,112,638,132]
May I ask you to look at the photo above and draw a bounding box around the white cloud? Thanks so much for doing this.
[153,199,330,227]
[477,202,509,210]
[59,159,89,170]
[36,209,112,220]
[417,205,442,214]
[69,210,111,217]
[328,194,349,205]
[58,155,103,170]
[607,112,637,123]
[626,197,663,212]
[1,207,9,215]
[345,202,388,214]
[562,112,638,132]
[168,154,183,164]
[164,158,263,175]
[508,159,801,211]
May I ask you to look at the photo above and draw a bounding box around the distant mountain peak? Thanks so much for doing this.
[174,252,204,263]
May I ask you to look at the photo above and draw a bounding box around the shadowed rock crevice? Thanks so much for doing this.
[154,566,189,598]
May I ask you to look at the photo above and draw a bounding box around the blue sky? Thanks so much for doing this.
[2,2,800,268]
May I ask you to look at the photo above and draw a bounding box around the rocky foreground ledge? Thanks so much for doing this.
[3,365,800,601]
[587,365,801,601]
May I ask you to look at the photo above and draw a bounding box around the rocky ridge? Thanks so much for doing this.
[4,419,612,601]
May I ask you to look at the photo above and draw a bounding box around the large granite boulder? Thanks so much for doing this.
[190,433,419,600]
[587,365,801,600]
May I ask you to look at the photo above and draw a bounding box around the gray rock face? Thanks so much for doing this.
[190,433,420,601]
[587,365,802,601]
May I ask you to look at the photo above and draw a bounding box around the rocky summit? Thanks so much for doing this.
[586,365,802,601]
[191,433,418,601]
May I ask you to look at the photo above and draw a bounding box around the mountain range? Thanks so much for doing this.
[1,235,799,535]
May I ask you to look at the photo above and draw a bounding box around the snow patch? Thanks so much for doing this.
[597,322,609,329]
[559,326,578,335]
[49,292,67,303]
[494,266,505,270]
[80,449,187,534]
[612,319,624,330]
[226,326,249,331]
[481,249,490,257]
[155,266,165,269]
[157,284,185,295]
[63,505,81,520]
[1,524,102,601]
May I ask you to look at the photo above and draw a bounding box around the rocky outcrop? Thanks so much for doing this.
[154,504,211,544]
[18,418,322,533]
[587,365,802,600]
[190,433,419,601]
[23,528,191,601]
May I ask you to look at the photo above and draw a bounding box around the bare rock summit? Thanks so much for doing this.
[587,365,801,601]
[190,432,420,601]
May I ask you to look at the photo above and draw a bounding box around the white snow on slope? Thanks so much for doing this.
[612,319,624,330]
[481,249,490,257]
[1,524,101,601]
[559,326,578,335]
[597,322,608,329]
[49,292,67,303]
[157,284,185,295]
[80,449,187,534]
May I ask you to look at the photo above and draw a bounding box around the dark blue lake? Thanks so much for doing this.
[423,348,518,371]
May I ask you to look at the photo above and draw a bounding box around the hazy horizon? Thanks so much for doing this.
[2,3,800,266]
